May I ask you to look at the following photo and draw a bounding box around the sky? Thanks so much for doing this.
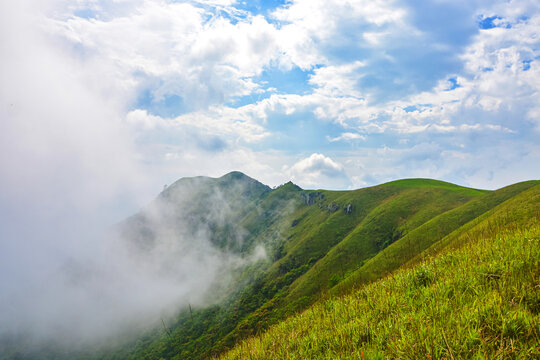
[3,0,540,202]
[0,0,539,346]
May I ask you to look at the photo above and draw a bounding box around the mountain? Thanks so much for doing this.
[120,171,272,253]
[221,182,540,359]
[103,173,538,360]
[2,172,538,360]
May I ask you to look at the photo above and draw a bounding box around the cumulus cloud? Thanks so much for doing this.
[373,9,540,140]
[286,153,350,188]
[309,61,366,98]
[272,0,408,70]
[52,0,281,113]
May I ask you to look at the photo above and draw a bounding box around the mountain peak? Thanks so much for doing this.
[220,171,249,180]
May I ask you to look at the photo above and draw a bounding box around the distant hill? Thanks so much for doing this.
[2,173,538,360]
[120,171,271,253]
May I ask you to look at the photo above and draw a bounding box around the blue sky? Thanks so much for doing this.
[2,0,540,203]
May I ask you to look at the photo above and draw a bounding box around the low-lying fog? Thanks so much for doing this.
[0,1,262,352]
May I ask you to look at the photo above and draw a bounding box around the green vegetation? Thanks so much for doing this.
[4,174,538,360]
[109,177,538,360]
[382,178,489,196]
[221,186,540,359]
[332,181,539,296]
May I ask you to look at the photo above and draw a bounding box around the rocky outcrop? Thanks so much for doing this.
[302,192,325,205]
[327,202,339,212]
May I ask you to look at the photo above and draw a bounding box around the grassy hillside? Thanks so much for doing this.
[206,180,490,352]
[332,180,539,296]
[98,177,483,359]
[4,174,537,360]
[286,185,479,302]
[104,177,537,360]
[221,184,540,359]
[418,181,540,260]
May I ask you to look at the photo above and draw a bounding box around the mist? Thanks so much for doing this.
[0,0,263,351]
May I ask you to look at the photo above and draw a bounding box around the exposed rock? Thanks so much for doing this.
[345,203,352,214]
[302,191,324,205]
[327,202,339,212]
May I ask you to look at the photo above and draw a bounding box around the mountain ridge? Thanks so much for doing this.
[2,173,538,360]
[106,174,538,360]
[221,182,540,359]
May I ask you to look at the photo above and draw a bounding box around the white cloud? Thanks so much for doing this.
[256,7,540,140]
[386,11,540,135]
[272,0,409,69]
[286,153,349,188]
[125,105,270,146]
[309,61,365,98]
[126,108,167,129]
[45,0,540,145]
[50,0,281,111]
[327,132,366,142]
[362,31,389,45]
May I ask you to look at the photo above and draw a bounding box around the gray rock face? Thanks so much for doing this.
[327,203,339,212]
[345,203,352,214]
[302,192,324,205]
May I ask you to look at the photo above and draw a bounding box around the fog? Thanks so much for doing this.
[0,0,263,351]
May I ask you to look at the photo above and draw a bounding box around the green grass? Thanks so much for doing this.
[211,183,483,350]
[417,182,540,261]
[283,186,477,307]
[332,181,539,297]
[114,179,536,360]
[382,178,490,196]
[221,215,540,359]
[13,175,534,360]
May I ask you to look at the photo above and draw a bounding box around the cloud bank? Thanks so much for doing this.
[0,0,263,349]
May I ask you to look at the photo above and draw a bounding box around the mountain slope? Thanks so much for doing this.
[111,176,501,360]
[286,185,481,302]
[4,174,537,360]
[332,180,539,296]
[221,183,540,359]
[120,171,272,253]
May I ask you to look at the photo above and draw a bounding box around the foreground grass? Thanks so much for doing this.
[221,221,540,359]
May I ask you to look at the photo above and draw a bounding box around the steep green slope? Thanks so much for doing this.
[418,182,540,259]
[103,177,488,360]
[332,180,539,296]
[198,180,489,355]
[286,186,478,304]
[221,184,540,359]
[7,174,534,360]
